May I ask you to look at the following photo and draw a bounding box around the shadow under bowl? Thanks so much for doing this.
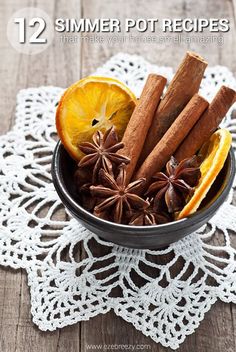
[51,141,235,249]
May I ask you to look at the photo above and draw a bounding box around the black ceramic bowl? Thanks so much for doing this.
[51,141,235,249]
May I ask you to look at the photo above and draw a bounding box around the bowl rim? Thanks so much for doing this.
[51,140,235,234]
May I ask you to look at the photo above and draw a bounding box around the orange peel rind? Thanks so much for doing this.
[56,76,137,161]
[177,128,232,220]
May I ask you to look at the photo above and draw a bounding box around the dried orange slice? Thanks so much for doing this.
[177,129,232,220]
[56,76,137,160]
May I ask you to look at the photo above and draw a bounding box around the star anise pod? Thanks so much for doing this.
[128,198,171,226]
[93,207,110,221]
[146,156,201,213]
[78,126,130,183]
[90,165,148,224]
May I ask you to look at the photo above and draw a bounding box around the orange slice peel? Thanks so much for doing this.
[177,128,232,220]
[56,76,137,160]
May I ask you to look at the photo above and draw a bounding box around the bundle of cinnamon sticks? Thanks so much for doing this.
[120,51,236,185]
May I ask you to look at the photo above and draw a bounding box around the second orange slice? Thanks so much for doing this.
[177,129,232,220]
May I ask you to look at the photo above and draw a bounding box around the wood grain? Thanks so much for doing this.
[0,0,81,351]
[0,0,235,351]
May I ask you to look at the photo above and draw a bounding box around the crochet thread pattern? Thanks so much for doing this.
[0,53,236,350]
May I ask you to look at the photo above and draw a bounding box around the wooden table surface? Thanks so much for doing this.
[0,0,236,351]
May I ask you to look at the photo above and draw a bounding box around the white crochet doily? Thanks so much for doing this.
[0,53,236,350]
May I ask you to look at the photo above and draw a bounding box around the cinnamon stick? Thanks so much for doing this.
[133,94,209,183]
[175,85,236,161]
[120,74,167,184]
[138,51,208,164]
